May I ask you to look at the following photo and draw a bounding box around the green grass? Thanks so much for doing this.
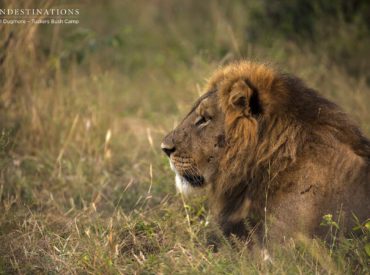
[0,0,369,274]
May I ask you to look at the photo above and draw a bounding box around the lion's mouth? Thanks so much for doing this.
[182,174,204,186]
[169,160,205,195]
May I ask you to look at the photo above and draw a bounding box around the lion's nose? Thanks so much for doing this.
[161,142,176,157]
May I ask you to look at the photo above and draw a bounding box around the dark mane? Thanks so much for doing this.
[208,61,370,199]
[281,73,370,161]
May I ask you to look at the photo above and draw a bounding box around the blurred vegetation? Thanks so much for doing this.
[248,0,370,78]
[0,0,369,273]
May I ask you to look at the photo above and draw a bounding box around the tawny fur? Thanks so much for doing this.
[162,61,370,243]
[210,61,370,240]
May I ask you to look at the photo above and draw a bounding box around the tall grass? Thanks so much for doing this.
[0,0,369,273]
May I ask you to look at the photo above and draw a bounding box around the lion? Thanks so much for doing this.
[161,61,370,244]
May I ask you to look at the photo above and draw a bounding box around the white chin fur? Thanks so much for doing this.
[169,160,196,196]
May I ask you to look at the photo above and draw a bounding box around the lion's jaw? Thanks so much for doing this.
[169,160,197,195]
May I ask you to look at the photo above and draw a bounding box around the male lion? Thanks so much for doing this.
[161,61,370,243]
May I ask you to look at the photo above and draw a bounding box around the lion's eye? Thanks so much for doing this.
[195,115,210,127]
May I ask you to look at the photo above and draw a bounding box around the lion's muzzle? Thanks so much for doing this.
[169,159,205,195]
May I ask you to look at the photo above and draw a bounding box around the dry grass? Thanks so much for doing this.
[0,0,369,274]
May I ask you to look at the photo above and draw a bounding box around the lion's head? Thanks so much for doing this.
[161,90,226,194]
[161,61,290,195]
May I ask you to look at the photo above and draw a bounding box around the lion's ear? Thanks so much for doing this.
[220,79,260,148]
[228,79,261,117]
[229,88,248,110]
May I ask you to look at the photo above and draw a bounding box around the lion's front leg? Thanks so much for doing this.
[219,193,254,236]
[219,219,247,239]
[209,189,253,239]
[205,219,248,252]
